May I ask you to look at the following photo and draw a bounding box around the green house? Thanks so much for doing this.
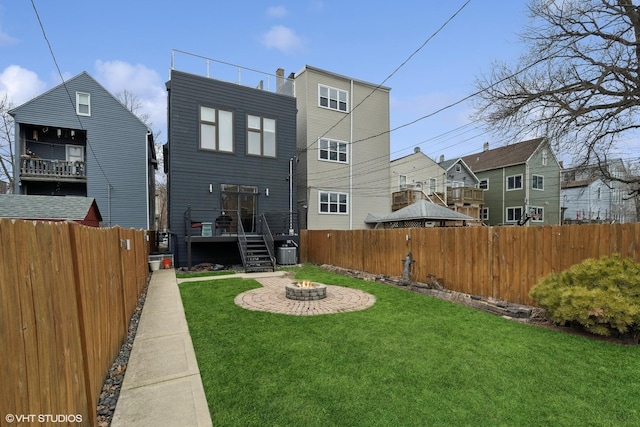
[461,138,561,226]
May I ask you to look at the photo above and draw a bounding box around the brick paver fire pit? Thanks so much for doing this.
[285,281,327,301]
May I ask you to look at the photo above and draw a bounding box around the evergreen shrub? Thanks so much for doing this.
[529,255,640,337]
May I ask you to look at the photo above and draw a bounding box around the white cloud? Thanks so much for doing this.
[0,65,46,105]
[0,28,17,47]
[93,60,166,136]
[261,25,304,54]
[267,5,288,18]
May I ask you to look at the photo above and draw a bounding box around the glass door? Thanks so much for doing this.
[221,184,258,233]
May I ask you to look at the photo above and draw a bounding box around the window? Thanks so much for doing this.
[479,178,489,190]
[506,207,523,222]
[482,207,489,221]
[399,175,407,190]
[319,138,348,163]
[76,92,90,116]
[429,178,437,194]
[247,115,276,157]
[200,106,233,152]
[455,164,462,172]
[66,145,84,162]
[319,191,348,214]
[542,149,548,166]
[507,174,523,190]
[532,175,544,190]
[530,207,544,222]
[319,84,348,112]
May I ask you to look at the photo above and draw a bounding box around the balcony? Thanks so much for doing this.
[447,187,484,205]
[20,157,86,182]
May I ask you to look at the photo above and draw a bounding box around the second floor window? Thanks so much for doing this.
[507,174,522,190]
[319,84,348,112]
[429,178,437,194]
[247,115,276,157]
[200,106,233,153]
[76,92,90,116]
[319,138,348,163]
[399,175,407,190]
[532,175,544,190]
[479,178,489,190]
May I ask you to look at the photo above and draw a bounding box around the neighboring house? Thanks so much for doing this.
[166,68,298,270]
[438,157,483,220]
[561,159,636,223]
[0,180,8,194]
[0,194,102,227]
[390,146,446,203]
[462,138,561,226]
[9,72,156,229]
[294,65,391,230]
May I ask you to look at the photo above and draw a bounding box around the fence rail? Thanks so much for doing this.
[300,223,640,305]
[0,219,149,426]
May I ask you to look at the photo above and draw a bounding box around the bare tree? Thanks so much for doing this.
[474,0,640,196]
[0,94,15,193]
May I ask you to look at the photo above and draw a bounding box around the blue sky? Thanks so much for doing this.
[1,1,531,162]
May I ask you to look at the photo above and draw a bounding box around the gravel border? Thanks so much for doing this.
[96,276,150,426]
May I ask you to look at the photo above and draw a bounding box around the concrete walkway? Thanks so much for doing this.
[111,269,212,427]
[111,269,375,425]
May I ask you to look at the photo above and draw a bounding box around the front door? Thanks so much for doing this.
[221,184,258,233]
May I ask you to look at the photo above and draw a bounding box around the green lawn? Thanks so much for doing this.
[179,265,640,427]
[175,270,236,279]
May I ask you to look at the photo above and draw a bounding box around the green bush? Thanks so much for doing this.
[529,255,640,337]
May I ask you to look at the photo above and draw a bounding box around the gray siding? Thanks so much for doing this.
[11,72,151,229]
[167,70,297,266]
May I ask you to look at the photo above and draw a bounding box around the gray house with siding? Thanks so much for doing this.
[166,69,298,269]
[9,72,156,229]
[462,138,561,226]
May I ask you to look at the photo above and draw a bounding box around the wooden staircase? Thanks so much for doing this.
[238,234,275,272]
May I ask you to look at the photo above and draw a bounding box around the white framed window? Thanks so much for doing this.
[482,207,489,221]
[429,178,437,194]
[479,178,489,190]
[399,175,407,190]
[532,174,544,190]
[200,106,233,152]
[66,145,84,162]
[530,207,544,222]
[247,115,276,157]
[318,84,348,112]
[319,138,348,163]
[506,207,523,222]
[319,191,348,214]
[507,174,523,190]
[455,164,462,172]
[76,92,90,116]
[542,149,548,166]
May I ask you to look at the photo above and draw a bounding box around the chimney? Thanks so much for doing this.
[276,68,284,92]
[483,142,489,152]
[439,154,444,163]
[559,160,564,168]
[414,147,421,153]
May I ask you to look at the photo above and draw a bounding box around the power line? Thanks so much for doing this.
[29,0,112,188]
[303,0,473,153]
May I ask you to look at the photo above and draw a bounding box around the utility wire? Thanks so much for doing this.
[30,0,112,187]
[303,0,473,153]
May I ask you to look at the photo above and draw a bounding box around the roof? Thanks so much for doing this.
[0,195,102,221]
[461,138,545,172]
[366,200,474,223]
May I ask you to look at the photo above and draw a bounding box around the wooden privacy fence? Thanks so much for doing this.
[301,223,640,305]
[0,219,149,426]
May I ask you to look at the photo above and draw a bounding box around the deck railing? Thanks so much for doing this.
[447,187,484,205]
[20,157,86,180]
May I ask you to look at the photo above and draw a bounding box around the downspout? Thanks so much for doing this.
[525,162,530,223]
[502,168,505,224]
[107,183,112,227]
[146,131,151,230]
[349,79,354,230]
[289,157,294,234]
